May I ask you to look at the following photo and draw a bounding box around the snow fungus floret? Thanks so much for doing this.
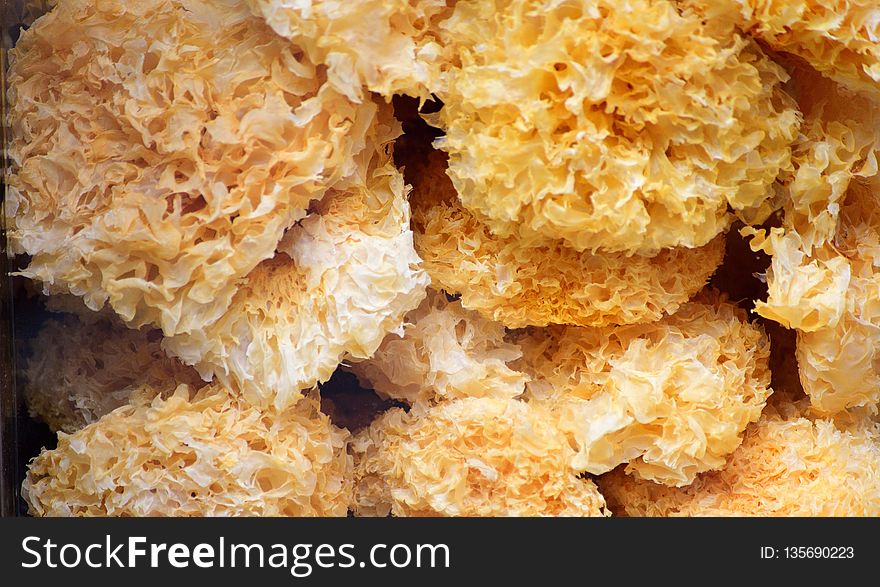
[516,294,773,486]
[23,313,202,434]
[7,0,379,336]
[745,64,880,416]
[23,384,352,517]
[795,180,880,416]
[598,411,880,516]
[9,0,879,520]
[408,149,726,328]
[162,111,429,410]
[245,0,452,101]
[349,289,527,410]
[431,0,800,254]
[352,397,609,517]
[683,0,880,101]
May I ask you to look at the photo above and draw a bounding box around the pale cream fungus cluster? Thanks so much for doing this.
[9,0,880,517]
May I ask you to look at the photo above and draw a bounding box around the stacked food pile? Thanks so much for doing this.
[7,0,880,517]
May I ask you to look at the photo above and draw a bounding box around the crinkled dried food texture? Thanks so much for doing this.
[786,61,880,227]
[163,126,429,410]
[598,412,880,516]
[352,397,609,517]
[245,0,452,101]
[745,64,880,332]
[23,384,352,517]
[516,295,772,486]
[7,0,377,336]
[684,0,880,101]
[794,180,880,415]
[408,149,725,328]
[348,289,526,410]
[742,63,880,415]
[24,314,202,434]
[747,227,853,332]
[431,0,800,254]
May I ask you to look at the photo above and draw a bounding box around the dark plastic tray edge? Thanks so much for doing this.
[1,0,23,518]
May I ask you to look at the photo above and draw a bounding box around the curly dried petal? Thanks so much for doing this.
[794,180,880,415]
[349,289,527,409]
[517,294,772,486]
[7,0,377,335]
[599,412,880,516]
[24,314,202,434]
[746,226,852,331]
[163,125,429,410]
[245,0,452,101]
[408,149,725,328]
[747,66,880,415]
[431,0,799,254]
[685,0,880,101]
[745,63,879,331]
[352,397,609,517]
[23,384,352,517]
[782,63,880,245]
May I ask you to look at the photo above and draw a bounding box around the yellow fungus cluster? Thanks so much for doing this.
[10,0,879,517]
